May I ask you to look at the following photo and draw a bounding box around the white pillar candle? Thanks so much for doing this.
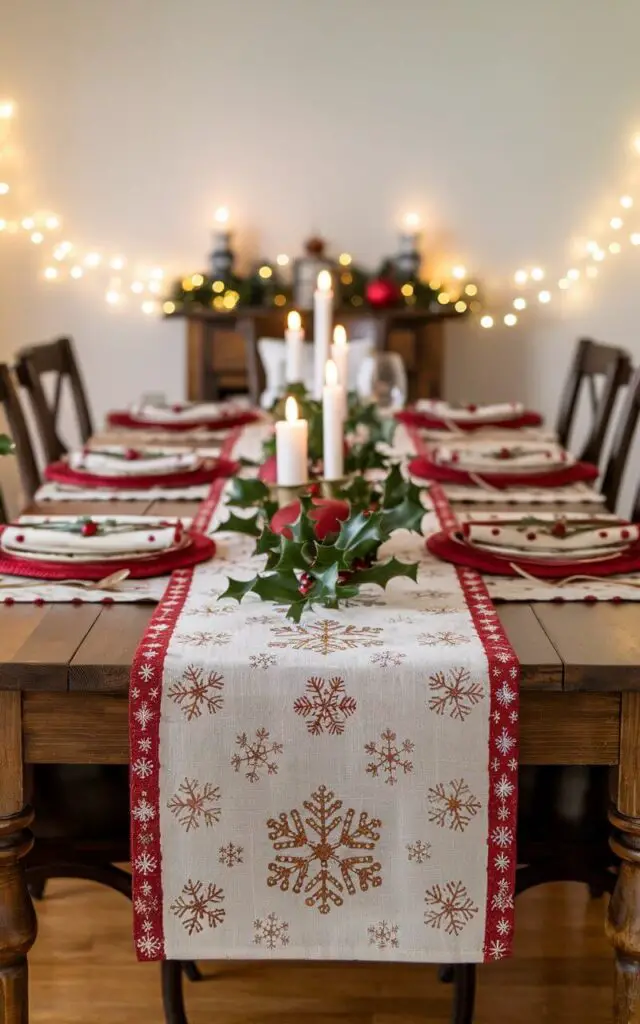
[276,396,308,486]
[322,359,345,481]
[331,324,349,417]
[313,270,333,398]
[285,310,305,384]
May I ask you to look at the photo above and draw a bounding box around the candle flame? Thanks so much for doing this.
[214,206,230,225]
[285,396,299,423]
[404,212,420,229]
[317,269,332,292]
[325,359,338,387]
[333,324,347,346]
[287,310,302,331]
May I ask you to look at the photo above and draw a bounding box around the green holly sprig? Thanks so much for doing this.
[0,434,14,456]
[218,464,423,622]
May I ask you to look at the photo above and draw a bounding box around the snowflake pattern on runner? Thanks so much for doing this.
[218,842,244,867]
[406,840,432,864]
[253,912,290,949]
[266,784,382,914]
[269,619,384,655]
[293,676,357,736]
[368,920,399,950]
[427,667,484,721]
[369,650,406,669]
[231,728,283,782]
[491,878,514,912]
[170,879,226,936]
[364,729,414,785]
[427,779,481,832]
[424,881,479,936]
[174,630,232,647]
[168,665,225,720]
[249,652,278,670]
[167,778,221,832]
[418,631,471,647]
[136,920,161,959]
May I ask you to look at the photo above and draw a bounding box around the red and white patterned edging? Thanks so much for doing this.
[129,427,241,960]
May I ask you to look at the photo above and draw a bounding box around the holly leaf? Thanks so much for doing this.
[313,541,352,571]
[0,434,14,456]
[349,557,419,590]
[273,537,310,573]
[380,488,426,535]
[219,575,261,603]
[255,526,281,555]
[216,511,261,537]
[226,477,270,508]
[381,463,406,508]
[334,510,384,561]
[252,571,302,604]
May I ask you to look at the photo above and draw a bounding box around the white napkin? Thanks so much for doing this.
[464,517,638,554]
[1,520,180,557]
[68,449,201,477]
[131,401,240,424]
[415,400,524,423]
[432,440,573,473]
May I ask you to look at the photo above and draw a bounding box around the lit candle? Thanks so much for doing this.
[210,206,233,278]
[396,212,422,278]
[322,359,345,481]
[313,270,333,398]
[276,396,308,486]
[285,310,305,384]
[331,324,349,416]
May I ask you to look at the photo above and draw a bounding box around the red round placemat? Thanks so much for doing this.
[408,453,599,488]
[0,530,215,580]
[427,528,640,578]
[44,457,238,490]
[396,408,543,431]
[107,410,259,432]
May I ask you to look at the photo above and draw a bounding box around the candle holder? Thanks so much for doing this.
[268,476,350,508]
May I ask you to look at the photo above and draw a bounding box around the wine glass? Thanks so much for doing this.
[356,352,408,410]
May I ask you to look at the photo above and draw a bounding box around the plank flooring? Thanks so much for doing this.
[29,878,614,1023]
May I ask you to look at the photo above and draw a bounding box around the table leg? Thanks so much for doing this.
[607,693,640,1023]
[0,692,36,1024]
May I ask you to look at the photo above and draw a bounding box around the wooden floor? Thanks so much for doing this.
[30,879,613,1023]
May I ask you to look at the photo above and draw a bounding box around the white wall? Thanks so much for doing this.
[1,0,640,504]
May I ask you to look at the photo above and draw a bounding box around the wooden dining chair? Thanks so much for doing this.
[0,362,41,504]
[597,364,640,513]
[16,336,94,463]
[555,337,631,464]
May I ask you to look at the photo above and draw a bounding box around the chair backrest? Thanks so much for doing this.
[600,365,640,513]
[555,337,631,464]
[0,363,41,501]
[16,336,94,463]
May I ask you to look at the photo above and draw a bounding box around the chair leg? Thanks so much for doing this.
[162,962,188,1024]
[438,964,454,983]
[451,964,476,1024]
[182,961,204,982]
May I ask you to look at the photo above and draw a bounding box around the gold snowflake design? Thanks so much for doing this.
[254,912,290,948]
[424,881,478,936]
[266,784,382,914]
[168,665,224,720]
[170,879,225,935]
[406,840,431,864]
[428,667,484,721]
[218,842,243,868]
[269,619,384,656]
[418,631,471,647]
[293,677,357,736]
[368,920,399,949]
[167,778,221,832]
[428,779,481,832]
[231,728,283,782]
[365,729,414,785]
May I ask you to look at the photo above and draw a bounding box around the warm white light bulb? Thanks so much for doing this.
[325,359,339,387]
[567,268,580,280]
[110,256,125,271]
[633,135,640,154]
[317,270,332,292]
[609,241,622,254]
[44,267,58,280]
[404,212,420,229]
[538,290,551,303]
[610,217,623,230]
[21,217,35,230]
[631,233,640,246]
[338,253,352,266]
[287,310,302,331]
[586,240,599,254]
[514,269,528,285]
[593,249,606,261]
[141,300,156,315]
[558,278,570,289]
[214,206,230,225]
[333,324,347,346]
[0,220,6,231]
[586,266,599,278]
[285,396,299,423]
[504,314,517,326]
[513,297,527,310]
[480,315,494,329]
[106,290,120,305]
[85,252,101,267]
[131,281,144,294]
[70,266,83,279]
[276,254,290,266]
[0,101,14,119]
[45,215,60,230]
[530,267,544,281]
[0,183,9,195]
[451,265,466,280]
[30,232,43,245]
[148,280,162,294]
[150,267,164,279]
[621,195,634,209]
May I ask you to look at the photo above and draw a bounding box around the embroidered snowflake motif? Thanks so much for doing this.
[138,663,154,683]
[496,917,511,936]
[134,702,154,730]
[269,619,384,655]
[418,631,471,647]
[406,840,431,864]
[132,757,154,779]
[497,803,511,822]
[364,729,414,785]
[491,878,514,912]
[293,677,357,736]
[266,784,382,914]
[167,778,221,832]
[253,912,290,948]
[168,665,224,720]
[130,687,140,700]
[175,630,231,647]
[134,893,159,915]
[427,668,484,721]
[370,650,406,669]
[494,774,515,800]
[247,613,279,624]
[342,591,387,608]
[495,729,516,755]
[249,653,278,670]
[368,920,399,949]
[492,826,514,848]
[134,851,157,876]
[170,879,226,936]
[218,842,244,868]
[231,728,283,782]
[137,737,152,754]
[494,853,511,872]
[488,939,508,959]
[132,793,155,825]
[136,920,161,959]
[424,881,479,936]
[428,779,481,832]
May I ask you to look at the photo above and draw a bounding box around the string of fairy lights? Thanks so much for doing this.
[2,97,640,327]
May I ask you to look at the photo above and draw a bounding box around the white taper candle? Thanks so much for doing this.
[313,270,333,398]
[276,396,308,486]
[322,359,345,481]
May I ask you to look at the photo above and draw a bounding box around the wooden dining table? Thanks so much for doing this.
[1,488,640,1024]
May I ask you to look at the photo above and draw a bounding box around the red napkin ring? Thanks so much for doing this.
[408,453,599,489]
[44,457,238,490]
[0,528,215,580]
[396,409,542,431]
[107,410,259,432]
[427,528,640,578]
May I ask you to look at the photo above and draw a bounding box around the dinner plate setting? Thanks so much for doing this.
[106,399,259,432]
[409,438,599,488]
[44,445,238,490]
[397,399,543,431]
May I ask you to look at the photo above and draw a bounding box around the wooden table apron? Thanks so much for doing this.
[1,496,640,1022]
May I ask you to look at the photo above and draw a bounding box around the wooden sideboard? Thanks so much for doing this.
[166,307,464,403]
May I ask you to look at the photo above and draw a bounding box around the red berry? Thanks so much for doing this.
[14,534,24,543]
[526,532,537,541]
[621,529,631,540]
[497,447,511,460]
[171,403,185,413]
[71,597,84,605]
[467,404,477,413]
[102,596,114,605]
[147,535,156,543]
[612,596,623,605]
[3,597,14,606]
[81,521,98,537]
[599,530,608,539]
[491,528,500,537]
[34,598,45,607]
[584,595,598,604]
[124,448,139,461]
[550,520,567,538]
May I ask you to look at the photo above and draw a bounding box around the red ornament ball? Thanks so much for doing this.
[81,520,98,537]
[366,277,400,308]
